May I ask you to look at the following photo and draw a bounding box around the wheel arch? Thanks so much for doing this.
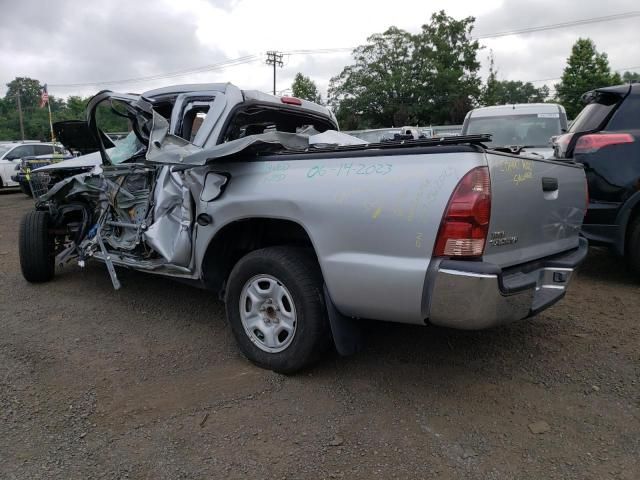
[200,217,322,297]
[615,191,640,256]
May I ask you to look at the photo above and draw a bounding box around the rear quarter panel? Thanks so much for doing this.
[194,150,486,324]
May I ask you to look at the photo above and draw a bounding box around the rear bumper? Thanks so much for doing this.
[426,237,588,330]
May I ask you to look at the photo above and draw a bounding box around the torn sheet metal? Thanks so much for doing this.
[146,111,202,164]
[175,130,309,165]
[146,122,367,167]
[200,172,228,202]
[147,117,309,166]
[309,130,367,146]
[143,167,192,266]
[40,168,107,206]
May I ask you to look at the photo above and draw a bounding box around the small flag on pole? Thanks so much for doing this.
[39,84,49,108]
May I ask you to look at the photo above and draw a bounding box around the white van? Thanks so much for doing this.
[461,103,568,158]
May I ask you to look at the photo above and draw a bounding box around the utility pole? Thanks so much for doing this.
[16,89,25,141]
[265,51,284,95]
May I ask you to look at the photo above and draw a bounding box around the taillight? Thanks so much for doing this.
[574,133,634,154]
[434,167,491,258]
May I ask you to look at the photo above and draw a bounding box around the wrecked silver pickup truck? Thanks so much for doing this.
[19,83,588,373]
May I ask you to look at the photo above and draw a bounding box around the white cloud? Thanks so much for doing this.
[0,0,638,101]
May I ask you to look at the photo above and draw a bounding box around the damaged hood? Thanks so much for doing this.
[35,150,107,172]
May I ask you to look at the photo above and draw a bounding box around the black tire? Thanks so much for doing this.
[225,247,331,374]
[19,210,55,283]
[19,182,33,197]
[626,215,640,276]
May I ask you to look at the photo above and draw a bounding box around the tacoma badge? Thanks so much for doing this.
[489,231,518,246]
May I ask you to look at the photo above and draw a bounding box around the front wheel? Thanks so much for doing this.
[225,247,330,374]
[19,210,55,283]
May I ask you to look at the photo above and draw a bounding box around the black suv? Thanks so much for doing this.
[554,83,640,273]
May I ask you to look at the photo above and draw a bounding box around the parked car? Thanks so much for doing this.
[0,141,65,189]
[462,103,568,158]
[19,83,588,373]
[552,83,640,273]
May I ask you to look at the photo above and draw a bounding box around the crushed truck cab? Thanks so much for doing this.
[19,83,588,373]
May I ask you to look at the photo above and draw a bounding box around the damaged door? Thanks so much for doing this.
[139,93,227,267]
[43,92,201,288]
[143,167,194,267]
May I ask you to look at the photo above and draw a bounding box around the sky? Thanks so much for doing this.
[1,0,638,100]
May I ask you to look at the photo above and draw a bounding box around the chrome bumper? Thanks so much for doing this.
[426,237,588,330]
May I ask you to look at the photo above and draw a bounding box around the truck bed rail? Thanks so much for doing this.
[276,133,493,155]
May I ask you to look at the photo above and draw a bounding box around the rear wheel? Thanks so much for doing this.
[19,210,55,283]
[626,215,640,276]
[225,247,330,374]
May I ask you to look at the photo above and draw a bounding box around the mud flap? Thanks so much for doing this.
[323,285,364,356]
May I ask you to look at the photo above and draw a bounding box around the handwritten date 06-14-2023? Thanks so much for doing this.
[306,163,393,179]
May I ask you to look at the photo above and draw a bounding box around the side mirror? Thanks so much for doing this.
[4,154,18,161]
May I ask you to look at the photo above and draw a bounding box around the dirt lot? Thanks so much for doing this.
[0,190,638,480]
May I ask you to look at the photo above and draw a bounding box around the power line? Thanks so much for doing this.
[284,47,353,55]
[528,65,640,84]
[45,12,640,91]
[49,55,260,89]
[281,12,640,54]
[475,11,640,39]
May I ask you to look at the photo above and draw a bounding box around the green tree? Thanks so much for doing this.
[291,73,322,104]
[482,53,549,105]
[622,71,640,83]
[0,76,128,141]
[0,97,14,139]
[555,39,621,118]
[483,80,549,105]
[64,96,89,119]
[412,11,481,124]
[0,77,61,140]
[328,26,415,129]
[5,77,43,108]
[328,11,481,129]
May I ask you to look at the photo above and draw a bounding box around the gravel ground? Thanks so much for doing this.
[1,190,639,479]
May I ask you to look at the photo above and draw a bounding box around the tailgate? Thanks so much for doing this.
[483,152,586,268]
